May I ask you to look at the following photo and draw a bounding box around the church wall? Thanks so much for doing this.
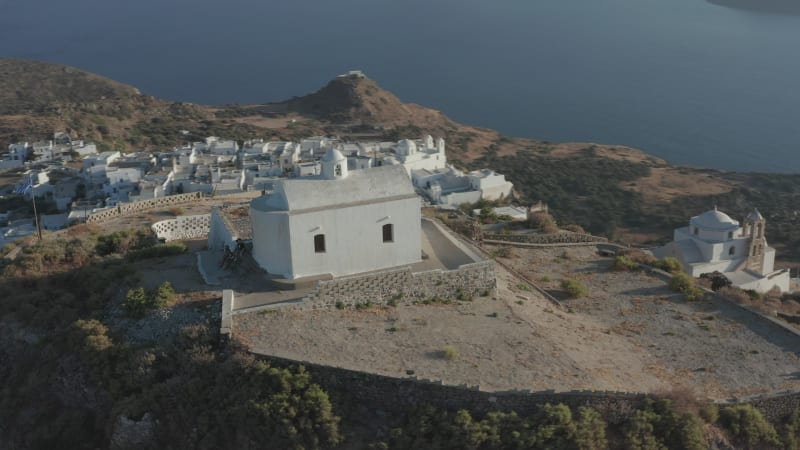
[250,209,293,278]
[738,270,791,293]
[763,248,776,274]
[286,197,421,279]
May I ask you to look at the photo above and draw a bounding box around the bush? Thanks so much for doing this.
[669,273,704,301]
[561,278,588,298]
[442,345,458,360]
[530,211,559,233]
[122,287,150,319]
[654,257,683,274]
[612,255,639,271]
[719,404,781,449]
[153,281,176,308]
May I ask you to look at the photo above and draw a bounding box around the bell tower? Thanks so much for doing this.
[745,209,766,275]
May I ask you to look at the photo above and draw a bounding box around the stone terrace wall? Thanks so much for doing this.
[297,260,496,311]
[484,231,607,245]
[743,392,800,421]
[259,353,646,424]
[151,214,211,242]
[87,192,206,223]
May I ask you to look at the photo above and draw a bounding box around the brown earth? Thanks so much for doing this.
[235,245,800,399]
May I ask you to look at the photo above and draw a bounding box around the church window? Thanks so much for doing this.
[314,234,326,253]
[335,164,342,176]
[693,227,699,236]
[382,224,394,243]
[728,231,733,239]
[756,223,763,238]
[729,246,735,256]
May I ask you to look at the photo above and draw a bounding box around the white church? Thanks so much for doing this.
[653,207,790,293]
[249,148,422,279]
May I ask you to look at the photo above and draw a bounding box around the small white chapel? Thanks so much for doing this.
[653,207,790,293]
[249,148,422,279]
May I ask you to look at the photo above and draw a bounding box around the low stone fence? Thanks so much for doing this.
[87,192,207,223]
[257,353,646,424]
[296,260,496,311]
[484,231,607,246]
[151,214,211,242]
[254,352,800,424]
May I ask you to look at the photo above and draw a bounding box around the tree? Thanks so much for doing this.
[123,287,149,318]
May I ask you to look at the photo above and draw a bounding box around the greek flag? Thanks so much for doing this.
[13,179,32,195]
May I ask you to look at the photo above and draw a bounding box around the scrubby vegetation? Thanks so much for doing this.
[669,273,705,302]
[561,278,589,298]
[0,229,340,449]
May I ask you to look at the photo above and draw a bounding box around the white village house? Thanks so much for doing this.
[653,207,790,293]
[248,148,421,279]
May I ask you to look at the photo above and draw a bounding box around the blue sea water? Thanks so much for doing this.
[1,0,798,173]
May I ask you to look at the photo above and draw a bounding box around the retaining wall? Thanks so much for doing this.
[87,192,207,223]
[151,214,211,242]
[258,353,646,424]
[294,260,496,311]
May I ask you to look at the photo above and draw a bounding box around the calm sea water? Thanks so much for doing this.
[1,0,799,173]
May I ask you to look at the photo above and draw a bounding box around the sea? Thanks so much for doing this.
[1,0,799,173]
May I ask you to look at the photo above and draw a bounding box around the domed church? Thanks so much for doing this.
[653,207,790,293]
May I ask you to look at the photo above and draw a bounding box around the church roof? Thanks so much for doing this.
[251,165,416,213]
[690,208,739,231]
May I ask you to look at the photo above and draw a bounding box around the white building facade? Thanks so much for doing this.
[250,149,421,279]
[653,208,790,293]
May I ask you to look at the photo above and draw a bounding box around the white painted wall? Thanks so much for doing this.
[252,196,421,279]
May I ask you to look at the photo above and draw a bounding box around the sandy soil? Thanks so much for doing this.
[235,246,800,398]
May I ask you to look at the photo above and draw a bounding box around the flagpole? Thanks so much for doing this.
[32,191,42,241]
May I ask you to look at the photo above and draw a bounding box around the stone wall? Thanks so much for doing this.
[86,192,206,223]
[151,214,211,242]
[258,353,646,424]
[484,231,607,245]
[256,353,800,425]
[296,260,496,311]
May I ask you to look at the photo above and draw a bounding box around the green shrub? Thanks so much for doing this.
[442,345,458,360]
[122,287,149,318]
[654,257,683,274]
[153,281,176,308]
[719,404,781,449]
[335,301,345,310]
[612,255,639,271]
[561,278,588,298]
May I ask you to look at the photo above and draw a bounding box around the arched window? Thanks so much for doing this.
[756,223,763,238]
[382,223,394,243]
[314,234,326,253]
[728,231,733,239]
[729,246,735,256]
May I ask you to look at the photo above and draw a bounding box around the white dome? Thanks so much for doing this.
[320,148,348,179]
[321,148,345,162]
[691,208,739,230]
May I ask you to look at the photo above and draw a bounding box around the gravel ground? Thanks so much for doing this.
[235,246,800,398]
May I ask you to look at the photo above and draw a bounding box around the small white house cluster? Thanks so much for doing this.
[1,132,98,170]
[237,134,513,207]
[653,207,790,293]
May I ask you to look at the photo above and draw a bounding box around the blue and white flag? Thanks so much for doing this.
[13,179,32,195]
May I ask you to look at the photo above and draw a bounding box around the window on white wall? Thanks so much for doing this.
[382,224,394,243]
[314,234,326,253]
[729,246,735,256]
